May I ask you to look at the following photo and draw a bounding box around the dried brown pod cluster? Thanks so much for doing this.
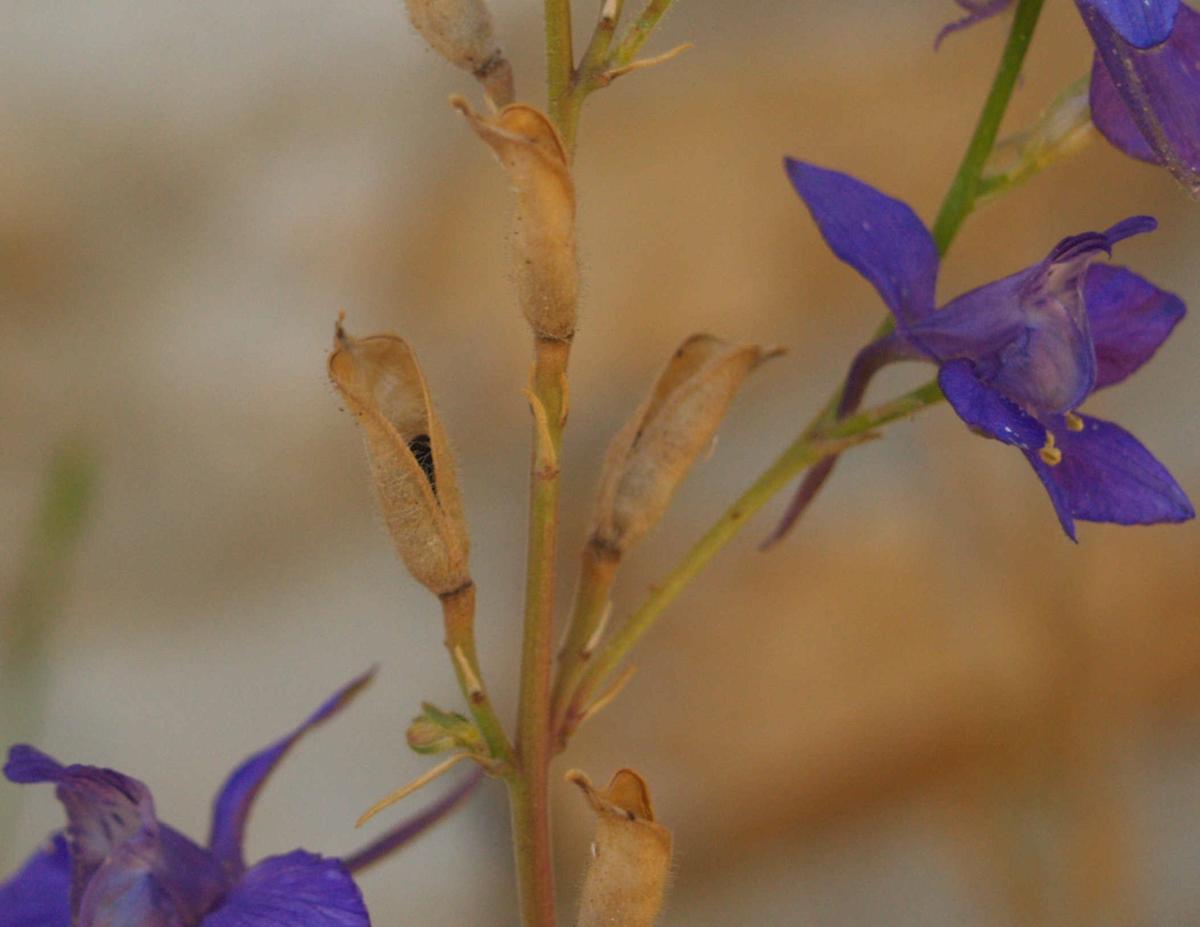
[568,768,673,927]
[328,325,471,597]
[591,334,779,553]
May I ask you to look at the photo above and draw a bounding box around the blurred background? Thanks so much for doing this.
[2,1,1198,924]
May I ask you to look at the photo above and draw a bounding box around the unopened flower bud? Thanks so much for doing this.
[982,75,1094,197]
[329,325,470,596]
[404,0,514,104]
[568,768,672,927]
[407,702,485,755]
[453,98,577,341]
[591,335,777,552]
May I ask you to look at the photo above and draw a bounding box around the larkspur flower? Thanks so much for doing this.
[940,0,1200,194]
[0,671,481,927]
[775,160,1193,541]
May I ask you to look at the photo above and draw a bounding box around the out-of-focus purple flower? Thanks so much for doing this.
[1085,3,1200,193]
[778,160,1193,541]
[940,0,1200,193]
[0,672,481,927]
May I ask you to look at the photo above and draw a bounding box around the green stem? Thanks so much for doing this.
[510,338,570,927]
[550,540,620,745]
[508,774,556,927]
[931,0,1046,253]
[1,442,95,866]
[552,0,679,155]
[578,0,622,78]
[564,382,944,727]
[545,0,575,135]
[441,583,515,766]
[611,0,675,68]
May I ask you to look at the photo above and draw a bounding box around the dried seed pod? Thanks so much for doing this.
[329,325,470,596]
[403,0,513,104]
[591,335,777,552]
[568,768,672,927]
[453,98,577,342]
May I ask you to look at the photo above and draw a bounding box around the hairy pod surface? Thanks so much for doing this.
[453,98,578,341]
[591,334,776,552]
[329,327,471,596]
[404,0,499,73]
[568,768,672,927]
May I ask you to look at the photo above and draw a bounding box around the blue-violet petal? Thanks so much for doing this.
[938,359,1047,449]
[1082,3,1200,193]
[208,671,374,877]
[0,834,71,927]
[784,159,940,327]
[1025,414,1194,537]
[1085,263,1186,389]
[1076,0,1180,48]
[200,852,370,927]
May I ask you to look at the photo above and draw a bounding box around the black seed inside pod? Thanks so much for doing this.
[408,433,437,496]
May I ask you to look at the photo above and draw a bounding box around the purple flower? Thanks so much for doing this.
[0,672,481,927]
[940,1,1200,193]
[780,160,1193,540]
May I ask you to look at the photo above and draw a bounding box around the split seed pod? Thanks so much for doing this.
[329,326,470,596]
[404,0,513,104]
[453,98,577,342]
[568,768,672,927]
[591,335,777,553]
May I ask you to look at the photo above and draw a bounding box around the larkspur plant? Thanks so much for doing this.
[3,0,1195,925]
[773,162,1192,541]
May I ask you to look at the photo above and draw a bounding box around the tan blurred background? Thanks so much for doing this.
[2,1,1198,924]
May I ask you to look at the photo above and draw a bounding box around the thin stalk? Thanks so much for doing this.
[563,382,944,729]
[510,337,571,927]
[441,583,514,766]
[553,0,679,155]
[578,0,623,78]
[550,539,620,745]
[931,0,1047,253]
[611,0,675,68]
[1,442,95,866]
[545,0,575,135]
[552,0,625,155]
[344,768,485,874]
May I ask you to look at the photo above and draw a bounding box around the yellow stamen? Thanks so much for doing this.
[1039,431,1063,466]
[1065,411,1084,432]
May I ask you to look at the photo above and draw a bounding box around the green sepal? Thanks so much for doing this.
[407,701,486,755]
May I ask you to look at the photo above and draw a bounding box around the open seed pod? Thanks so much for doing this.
[591,334,777,553]
[329,326,470,596]
[568,768,672,927]
[453,98,577,342]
